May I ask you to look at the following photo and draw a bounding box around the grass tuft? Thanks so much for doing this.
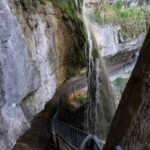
[72,97,86,103]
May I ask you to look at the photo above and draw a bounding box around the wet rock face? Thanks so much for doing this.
[0,0,40,149]
[0,0,86,149]
[86,37,116,140]
[87,57,116,140]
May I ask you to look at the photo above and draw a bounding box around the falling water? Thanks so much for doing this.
[82,0,116,140]
[82,0,93,59]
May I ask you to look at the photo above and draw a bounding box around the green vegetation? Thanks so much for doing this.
[33,0,45,4]
[113,77,128,86]
[112,77,129,100]
[89,2,150,40]
[72,97,86,103]
[16,0,86,78]
[13,0,45,10]
[49,0,86,78]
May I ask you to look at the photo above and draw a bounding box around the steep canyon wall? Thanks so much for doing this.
[0,0,86,149]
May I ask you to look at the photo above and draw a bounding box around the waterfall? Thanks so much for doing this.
[82,1,116,140]
[82,0,93,60]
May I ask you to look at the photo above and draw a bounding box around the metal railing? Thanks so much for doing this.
[50,118,123,150]
[50,99,122,150]
[50,98,102,150]
[53,99,62,119]
[50,118,89,149]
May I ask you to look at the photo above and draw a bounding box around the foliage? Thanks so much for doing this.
[113,77,127,86]
[72,97,86,103]
[114,1,122,9]
[33,0,45,4]
[112,77,128,100]
[50,0,86,78]
[15,0,86,78]
[89,3,150,40]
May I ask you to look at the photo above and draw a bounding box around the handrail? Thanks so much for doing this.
[53,99,62,119]
[50,118,123,150]
[51,119,88,135]
[50,118,88,149]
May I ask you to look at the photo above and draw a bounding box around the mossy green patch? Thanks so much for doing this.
[72,97,86,103]
[92,46,99,58]
[15,0,86,78]
[112,77,129,100]
[50,0,86,78]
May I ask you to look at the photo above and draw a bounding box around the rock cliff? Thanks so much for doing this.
[0,0,86,149]
[90,23,144,57]
[1,0,150,149]
[0,0,40,149]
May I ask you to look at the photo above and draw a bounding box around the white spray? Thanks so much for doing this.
[82,0,93,60]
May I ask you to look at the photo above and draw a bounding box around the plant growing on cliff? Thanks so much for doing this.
[114,1,122,9]
[50,0,86,78]
[15,0,86,78]
[89,4,150,40]
[33,0,45,4]
[112,77,129,100]
[72,97,86,103]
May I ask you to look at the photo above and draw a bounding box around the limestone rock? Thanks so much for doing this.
[0,0,86,149]
[90,23,144,57]
[0,0,40,149]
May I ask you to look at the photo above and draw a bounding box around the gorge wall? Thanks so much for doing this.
[1,0,150,149]
[90,24,144,57]
[0,0,40,149]
[0,0,86,149]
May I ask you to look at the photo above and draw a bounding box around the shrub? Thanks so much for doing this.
[33,0,46,4]
[114,1,122,9]
[89,4,150,40]
[72,97,86,103]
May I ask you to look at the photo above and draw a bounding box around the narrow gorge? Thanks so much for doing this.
[0,0,150,150]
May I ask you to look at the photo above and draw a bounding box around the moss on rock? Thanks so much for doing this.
[50,0,86,78]
[15,0,86,79]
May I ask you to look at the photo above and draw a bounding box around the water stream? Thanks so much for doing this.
[82,1,116,140]
[83,0,93,60]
